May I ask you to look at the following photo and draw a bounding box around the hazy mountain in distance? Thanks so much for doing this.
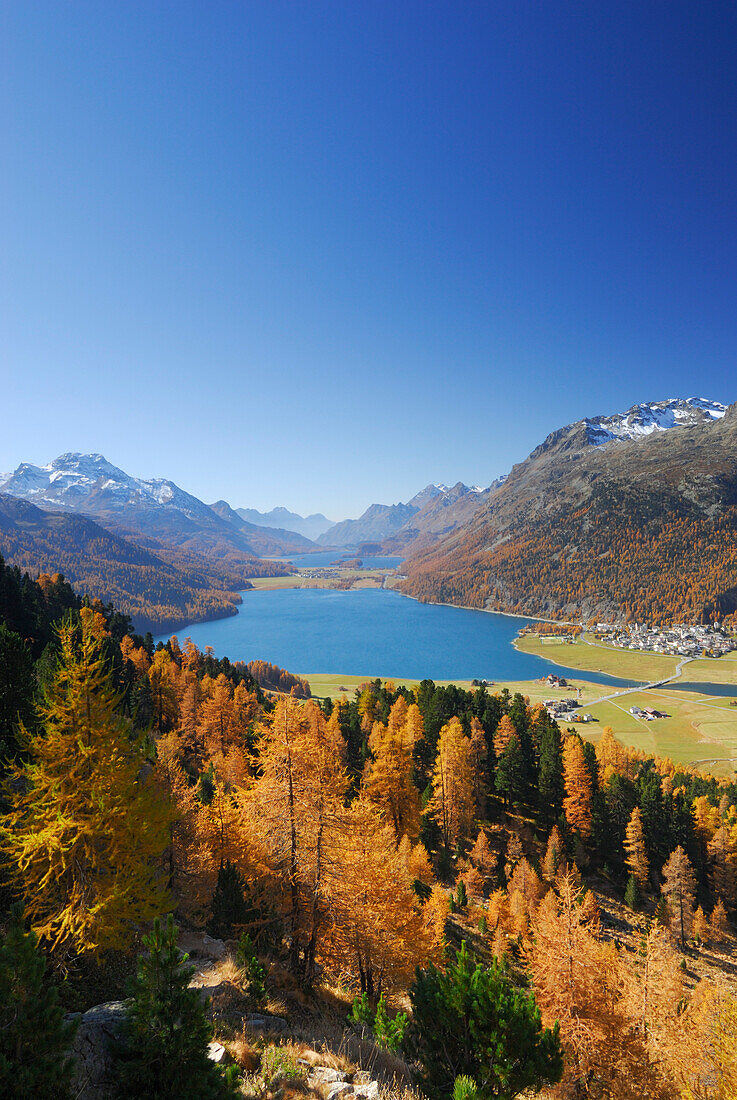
[318,483,493,548]
[209,500,317,553]
[0,493,245,634]
[236,505,335,541]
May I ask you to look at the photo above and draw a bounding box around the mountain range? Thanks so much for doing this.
[0,454,315,564]
[399,397,737,624]
[1,396,735,630]
[235,506,334,541]
[317,482,494,549]
[0,454,308,632]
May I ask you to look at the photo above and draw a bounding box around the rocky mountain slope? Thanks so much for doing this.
[0,454,302,569]
[399,398,737,624]
[0,495,246,633]
[236,505,334,541]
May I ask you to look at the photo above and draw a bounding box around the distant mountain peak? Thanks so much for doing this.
[0,452,316,559]
[235,505,334,541]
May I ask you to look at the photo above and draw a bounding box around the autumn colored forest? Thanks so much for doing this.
[1,556,737,1098]
[401,491,737,626]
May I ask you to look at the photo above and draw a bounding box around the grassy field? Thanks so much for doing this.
[583,688,737,774]
[304,671,608,702]
[679,651,737,686]
[247,570,387,592]
[514,632,681,681]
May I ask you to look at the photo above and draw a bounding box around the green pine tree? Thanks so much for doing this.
[410,941,563,1100]
[0,624,35,762]
[0,905,77,1099]
[116,915,239,1099]
[495,735,526,807]
[207,861,247,939]
[624,873,641,911]
[235,933,267,1010]
[538,722,564,821]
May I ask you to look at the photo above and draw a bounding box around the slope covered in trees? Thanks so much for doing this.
[400,402,737,624]
[0,497,283,633]
[3,566,737,1097]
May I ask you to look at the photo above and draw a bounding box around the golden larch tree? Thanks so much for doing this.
[562,735,593,839]
[427,717,474,849]
[624,806,649,888]
[2,619,171,956]
[661,845,697,948]
[363,697,421,842]
[493,714,517,757]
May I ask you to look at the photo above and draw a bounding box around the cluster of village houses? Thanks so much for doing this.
[593,623,736,657]
[541,676,596,723]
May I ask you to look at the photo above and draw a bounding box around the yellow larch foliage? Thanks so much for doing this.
[693,795,721,843]
[493,714,517,757]
[624,806,649,888]
[562,735,593,839]
[427,716,474,848]
[2,619,171,956]
[470,828,496,876]
[363,697,421,842]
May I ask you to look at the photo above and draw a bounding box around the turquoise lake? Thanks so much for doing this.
[156,587,641,689]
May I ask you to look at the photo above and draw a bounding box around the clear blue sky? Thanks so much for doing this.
[1,2,736,519]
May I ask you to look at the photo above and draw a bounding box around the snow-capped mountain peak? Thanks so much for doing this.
[583,397,727,446]
[0,452,212,521]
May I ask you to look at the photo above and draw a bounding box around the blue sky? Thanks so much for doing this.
[1,2,736,519]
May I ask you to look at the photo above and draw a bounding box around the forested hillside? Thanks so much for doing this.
[1,560,737,1098]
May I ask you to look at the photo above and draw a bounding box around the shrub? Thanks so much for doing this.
[410,941,563,1100]
[0,906,77,1099]
[624,874,641,911]
[453,1076,480,1100]
[116,914,239,1098]
[235,933,267,1010]
[373,994,408,1053]
[260,1045,306,1084]
[349,991,375,1028]
[349,992,408,1052]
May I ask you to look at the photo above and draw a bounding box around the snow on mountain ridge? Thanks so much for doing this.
[583,397,726,445]
[0,453,211,520]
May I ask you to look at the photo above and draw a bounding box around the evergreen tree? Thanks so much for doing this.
[0,623,35,762]
[538,721,564,822]
[624,874,641,911]
[0,906,77,1099]
[2,617,171,955]
[410,941,563,1100]
[495,734,526,807]
[207,861,247,939]
[116,915,239,1098]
